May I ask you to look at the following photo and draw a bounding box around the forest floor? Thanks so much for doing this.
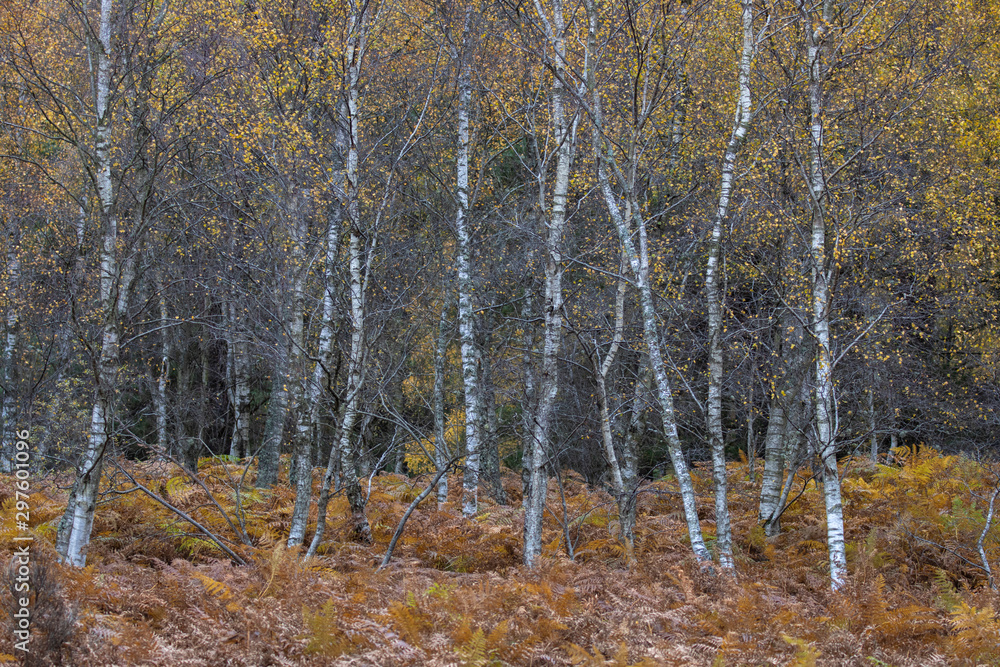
[0,447,998,666]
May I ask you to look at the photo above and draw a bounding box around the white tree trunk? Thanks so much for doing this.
[582,0,709,565]
[703,0,757,571]
[257,332,289,488]
[524,0,576,568]
[452,19,481,518]
[520,289,536,516]
[155,273,169,453]
[0,243,20,474]
[307,1,372,555]
[60,0,131,567]
[287,192,314,547]
[227,302,250,459]
[581,256,632,553]
[801,0,847,590]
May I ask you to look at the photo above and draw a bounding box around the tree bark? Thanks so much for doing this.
[287,191,314,547]
[451,8,482,518]
[0,241,19,474]
[800,0,847,590]
[58,0,137,567]
[307,0,373,555]
[227,302,250,459]
[257,332,289,488]
[524,0,576,568]
[154,272,170,456]
[703,0,758,571]
[582,0,710,565]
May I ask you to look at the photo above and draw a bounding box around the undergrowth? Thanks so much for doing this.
[0,447,996,665]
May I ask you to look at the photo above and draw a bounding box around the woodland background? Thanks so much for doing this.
[0,0,999,664]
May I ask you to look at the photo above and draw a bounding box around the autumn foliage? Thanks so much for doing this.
[0,447,996,665]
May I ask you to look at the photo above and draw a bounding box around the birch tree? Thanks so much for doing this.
[0,236,19,474]
[701,0,766,570]
[522,0,579,568]
[54,0,146,567]
[798,0,843,588]
[449,3,483,518]
[581,0,712,565]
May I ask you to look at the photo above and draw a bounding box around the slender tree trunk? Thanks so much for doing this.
[619,361,647,553]
[582,0,710,565]
[759,389,786,528]
[746,382,756,476]
[153,272,170,454]
[451,16,482,518]
[308,2,372,555]
[868,386,878,461]
[520,289,536,515]
[703,0,758,570]
[287,192,314,547]
[584,261,632,555]
[257,332,289,488]
[198,304,211,465]
[523,0,576,568]
[227,302,250,459]
[0,243,19,473]
[760,308,803,532]
[59,0,133,567]
[801,0,846,590]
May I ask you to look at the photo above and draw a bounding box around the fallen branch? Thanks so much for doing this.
[378,456,462,571]
[111,460,247,566]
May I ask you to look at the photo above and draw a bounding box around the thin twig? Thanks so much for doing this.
[110,460,247,566]
[378,455,463,570]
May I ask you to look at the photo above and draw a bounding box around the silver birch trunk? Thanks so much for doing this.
[454,29,481,518]
[582,0,710,565]
[0,243,19,473]
[307,226,369,555]
[588,266,631,554]
[227,302,250,459]
[307,1,372,555]
[257,332,288,488]
[520,289,536,516]
[523,0,576,568]
[703,0,757,571]
[286,193,313,547]
[155,273,169,453]
[291,188,341,542]
[759,308,807,533]
[59,0,127,567]
[801,0,847,590]
[868,386,878,461]
[759,391,787,530]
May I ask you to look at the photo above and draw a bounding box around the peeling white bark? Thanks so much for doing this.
[582,0,710,565]
[60,0,127,567]
[524,0,576,568]
[308,0,373,556]
[451,8,482,518]
[800,0,847,590]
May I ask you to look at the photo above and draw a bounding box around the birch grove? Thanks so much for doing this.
[0,0,991,599]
